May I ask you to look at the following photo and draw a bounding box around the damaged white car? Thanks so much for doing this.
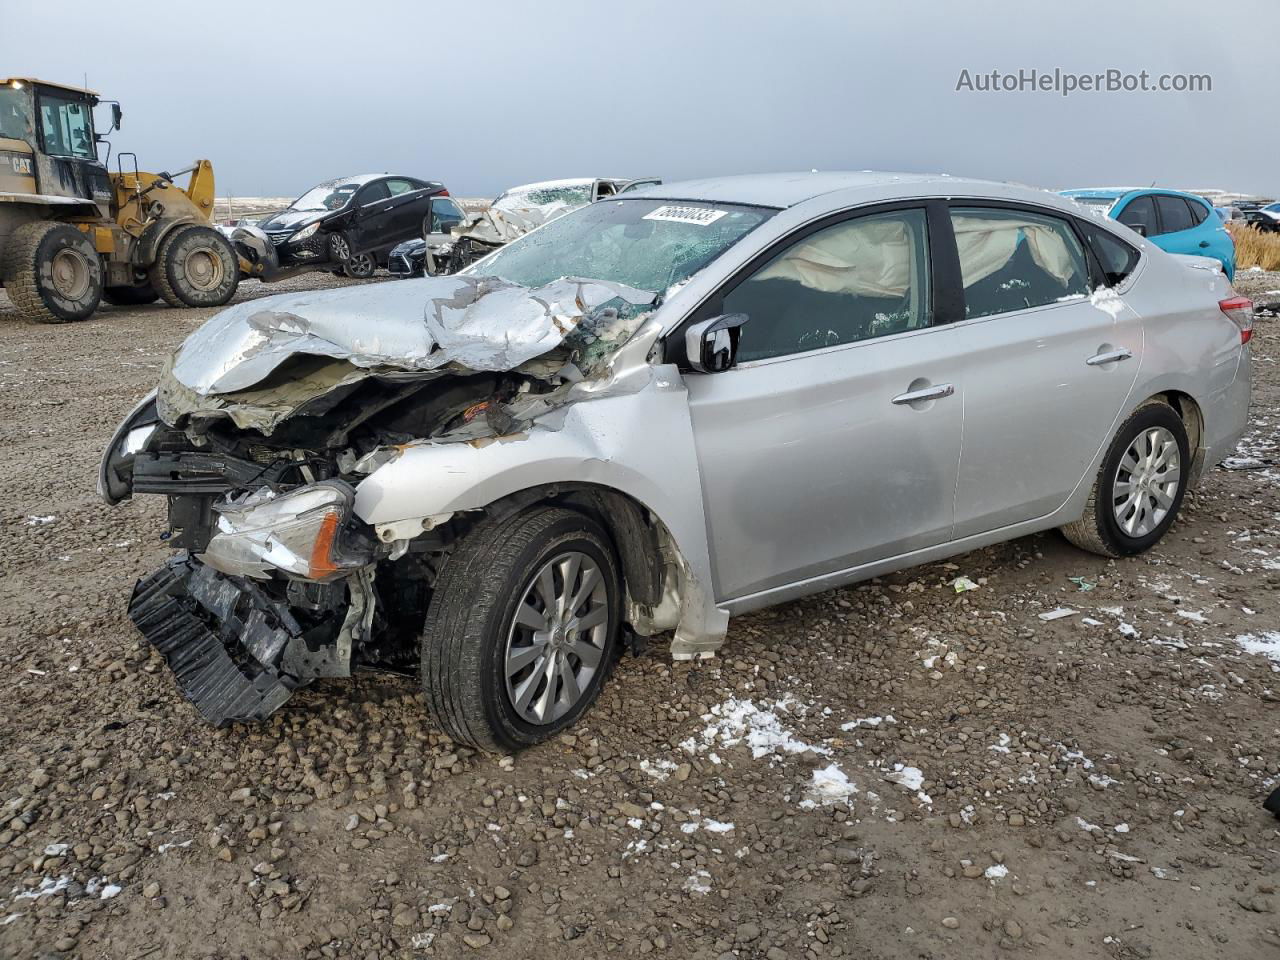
[100,172,1251,751]
[442,176,660,272]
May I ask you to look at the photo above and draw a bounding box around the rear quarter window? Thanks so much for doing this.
[1077,220,1140,287]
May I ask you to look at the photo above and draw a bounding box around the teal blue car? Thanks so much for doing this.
[1060,188,1235,280]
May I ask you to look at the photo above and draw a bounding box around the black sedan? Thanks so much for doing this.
[236,174,454,280]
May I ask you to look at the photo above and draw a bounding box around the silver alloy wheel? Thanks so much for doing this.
[504,550,609,725]
[330,234,351,260]
[50,248,91,300]
[1112,426,1181,538]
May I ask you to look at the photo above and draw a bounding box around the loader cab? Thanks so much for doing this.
[2,78,114,216]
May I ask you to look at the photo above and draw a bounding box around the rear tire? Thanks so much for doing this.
[421,507,622,752]
[148,225,239,308]
[1061,401,1190,557]
[103,283,159,306]
[0,221,102,323]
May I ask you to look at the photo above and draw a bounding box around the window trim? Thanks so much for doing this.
[666,199,954,365]
[942,198,1098,322]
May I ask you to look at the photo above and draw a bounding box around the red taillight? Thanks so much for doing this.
[1219,295,1254,344]
[437,188,450,197]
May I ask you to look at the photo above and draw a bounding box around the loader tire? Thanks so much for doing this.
[103,283,159,306]
[149,225,239,308]
[0,221,102,323]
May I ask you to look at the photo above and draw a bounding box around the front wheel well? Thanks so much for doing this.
[477,483,669,610]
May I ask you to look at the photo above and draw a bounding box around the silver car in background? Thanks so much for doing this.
[101,172,1252,751]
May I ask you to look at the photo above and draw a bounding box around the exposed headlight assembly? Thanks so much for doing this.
[290,221,320,244]
[201,480,371,582]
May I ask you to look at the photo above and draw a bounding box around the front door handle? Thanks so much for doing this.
[891,383,954,405]
[1086,348,1133,366]
[1198,240,1210,248]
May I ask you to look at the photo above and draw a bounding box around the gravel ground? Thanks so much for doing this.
[0,270,1277,960]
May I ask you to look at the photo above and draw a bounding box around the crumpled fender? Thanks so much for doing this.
[352,374,728,657]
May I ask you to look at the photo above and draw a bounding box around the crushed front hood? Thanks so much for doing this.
[158,274,655,432]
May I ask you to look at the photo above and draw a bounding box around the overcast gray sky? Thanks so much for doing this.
[7,0,1278,200]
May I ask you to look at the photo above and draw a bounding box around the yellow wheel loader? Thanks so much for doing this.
[0,77,238,323]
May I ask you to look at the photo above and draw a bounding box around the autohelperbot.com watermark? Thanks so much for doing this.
[955,68,1211,96]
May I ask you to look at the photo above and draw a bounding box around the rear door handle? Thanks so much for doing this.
[892,383,954,405]
[1086,349,1133,366]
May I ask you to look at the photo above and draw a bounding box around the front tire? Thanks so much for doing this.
[342,251,377,279]
[1061,401,1190,557]
[148,225,239,308]
[0,221,103,323]
[421,507,622,752]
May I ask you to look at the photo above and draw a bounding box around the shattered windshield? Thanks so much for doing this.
[475,199,776,294]
[291,181,360,212]
[498,184,593,208]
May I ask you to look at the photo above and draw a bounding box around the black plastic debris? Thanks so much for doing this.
[128,556,299,726]
[1265,787,1280,820]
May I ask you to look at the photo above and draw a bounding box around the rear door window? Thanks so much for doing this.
[355,180,390,206]
[385,178,417,197]
[1155,195,1194,234]
[949,207,1090,320]
[1116,195,1156,235]
[724,208,932,362]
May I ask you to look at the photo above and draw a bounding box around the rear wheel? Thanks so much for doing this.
[0,221,102,323]
[148,225,239,307]
[103,283,159,306]
[1061,401,1190,557]
[421,507,622,752]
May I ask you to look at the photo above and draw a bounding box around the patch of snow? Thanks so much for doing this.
[840,715,895,731]
[985,864,1008,881]
[24,515,56,526]
[639,758,677,781]
[1114,823,1130,833]
[884,764,924,791]
[800,762,858,808]
[1039,607,1078,621]
[1233,631,1280,665]
[1076,816,1101,832]
[41,844,68,857]
[12,876,70,900]
[682,870,712,895]
[685,695,830,761]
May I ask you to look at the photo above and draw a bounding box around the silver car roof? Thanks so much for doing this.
[624,171,1055,210]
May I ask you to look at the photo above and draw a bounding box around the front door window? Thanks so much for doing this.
[38,93,96,159]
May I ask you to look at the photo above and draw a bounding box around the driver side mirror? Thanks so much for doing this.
[111,103,122,130]
[684,313,749,373]
[1129,222,1148,237]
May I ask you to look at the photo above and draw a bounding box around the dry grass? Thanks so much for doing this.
[1228,224,1280,271]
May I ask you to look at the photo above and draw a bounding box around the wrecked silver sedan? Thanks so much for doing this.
[100,173,1251,751]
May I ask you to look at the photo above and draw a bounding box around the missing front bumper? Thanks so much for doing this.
[129,555,374,726]
[128,557,304,725]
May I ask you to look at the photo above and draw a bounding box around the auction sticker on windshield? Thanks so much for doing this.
[642,205,728,226]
